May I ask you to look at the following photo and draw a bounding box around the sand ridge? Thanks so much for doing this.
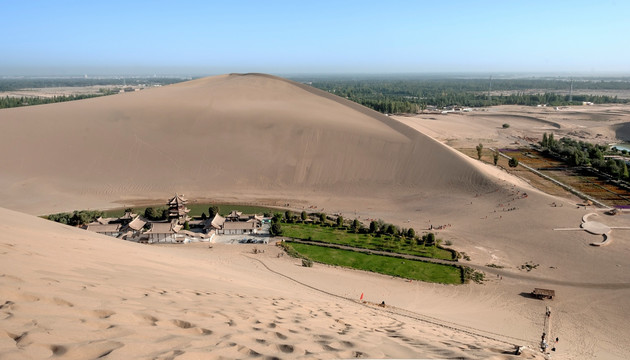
[0,73,494,215]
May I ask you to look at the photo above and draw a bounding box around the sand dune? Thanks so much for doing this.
[0,73,492,215]
[2,75,630,358]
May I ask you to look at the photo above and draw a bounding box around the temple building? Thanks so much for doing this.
[167,194,191,225]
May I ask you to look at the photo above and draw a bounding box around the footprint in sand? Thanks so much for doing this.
[51,297,74,307]
[49,341,124,358]
[135,313,158,326]
[277,344,294,353]
[91,309,115,319]
[171,319,194,329]
[49,344,67,356]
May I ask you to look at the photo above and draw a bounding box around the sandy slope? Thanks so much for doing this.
[0,73,492,215]
[1,75,630,359]
[392,104,630,149]
[0,207,544,359]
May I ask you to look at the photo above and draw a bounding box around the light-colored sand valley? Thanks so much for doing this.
[1,74,630,359]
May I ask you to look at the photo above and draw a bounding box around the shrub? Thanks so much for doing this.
[486,263,504,269]
[302,258,314,267]
[318,213,326,223]
[502,123,510,128]
[508,157,519,167]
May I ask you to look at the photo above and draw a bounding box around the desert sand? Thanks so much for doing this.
[1,74,630,359]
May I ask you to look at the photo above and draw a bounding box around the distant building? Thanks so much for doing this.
[84,223,122,237]
[146,221,182,243]
[203,213,261,235]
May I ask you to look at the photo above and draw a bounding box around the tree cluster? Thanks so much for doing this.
[143,207,168,221]
[47,210,104,226]
[540,133,629,180]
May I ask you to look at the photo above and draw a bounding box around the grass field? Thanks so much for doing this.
[281,223,455,260]
[286,242,463,284]
[103,203,279,218]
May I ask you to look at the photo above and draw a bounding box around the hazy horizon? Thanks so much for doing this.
[2,0,629,77]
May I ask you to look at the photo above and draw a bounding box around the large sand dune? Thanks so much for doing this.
[2,75,630,358]
[0,73,492,214]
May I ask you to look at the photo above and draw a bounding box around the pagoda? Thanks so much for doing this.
[167,194,191,224]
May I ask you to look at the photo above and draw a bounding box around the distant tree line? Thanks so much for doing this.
[0,94,108,109]
[301,78,630,114]
[0,77,189,92]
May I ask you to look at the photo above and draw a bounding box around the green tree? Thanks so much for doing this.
[144,207,158,220]
[318,213,326,223]
[369,220,378,234]
[183,221,190,230]
[336,216,344,227]
[270,223,283,236]
[208,206,219,218]
[285,210,293,221]
[201,212,207,220]
[476,143,483,160]
[622,161,629,179]
[425,232,436,246]
[301,211,307,222]
[351,219,361,232]
[272,212,283,224]
[407,228,416,239]
[508,157,519,168]
[542,133,548,147]
[493,150,499,165]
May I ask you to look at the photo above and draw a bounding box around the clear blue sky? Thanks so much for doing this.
[2,0,629,76]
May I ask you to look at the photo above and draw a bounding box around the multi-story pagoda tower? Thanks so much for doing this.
[167,194,191,224]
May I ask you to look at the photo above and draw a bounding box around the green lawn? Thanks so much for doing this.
[287,243,462,284]
[103,203,279,218]
[281,223,454,260]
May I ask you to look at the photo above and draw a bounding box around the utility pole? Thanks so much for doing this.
[488,76,492,101]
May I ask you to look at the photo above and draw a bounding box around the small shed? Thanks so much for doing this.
[532,288,555,300]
